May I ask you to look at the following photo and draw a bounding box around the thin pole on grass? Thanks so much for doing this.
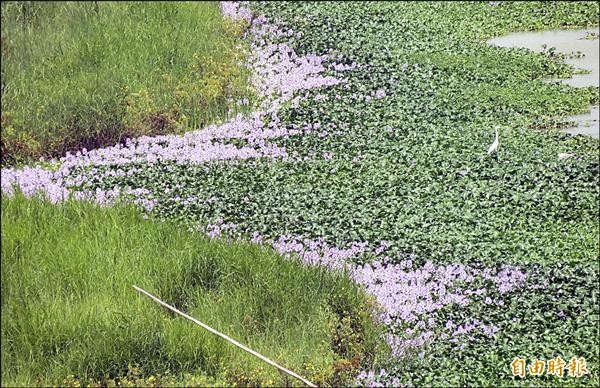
[132,285,318,388]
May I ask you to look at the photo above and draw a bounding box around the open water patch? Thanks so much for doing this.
[488,28,599,138]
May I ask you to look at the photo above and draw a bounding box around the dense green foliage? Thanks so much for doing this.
[1,195,384,386]
[74,1,598,385]
[1,1,253,164]
[2,1,599,386]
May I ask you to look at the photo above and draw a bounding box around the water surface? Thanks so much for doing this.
[488,28,599,138]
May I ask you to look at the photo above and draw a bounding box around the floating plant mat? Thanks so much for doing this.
[489,27,599,138]
[2,1,599,386]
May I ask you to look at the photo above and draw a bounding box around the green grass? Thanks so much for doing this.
[1,1,254,164]
[1,194,385,387]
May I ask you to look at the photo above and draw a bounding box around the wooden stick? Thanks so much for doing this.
[132,285,317,388]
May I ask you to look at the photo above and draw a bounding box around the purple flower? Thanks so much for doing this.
[374,89,387,99]
[1,3,530,368]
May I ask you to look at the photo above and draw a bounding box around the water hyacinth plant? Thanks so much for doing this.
[2,0,600,386]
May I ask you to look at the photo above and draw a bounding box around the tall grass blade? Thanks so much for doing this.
[132,285,318,388]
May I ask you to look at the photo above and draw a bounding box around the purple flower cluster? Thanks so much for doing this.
[492,265,528,293]
[350,260,478,325]
[330,62,359,72]
[272,235,370,271]
[205,217,238,239]
[377,318,500,363]
[373,89,387,99]
[348,258,523,360]
[1,166,159,210]
[354,261,525,323]
[55,113,291,170]
[251,42,341,114]
[1,167,68,204]
[356,369,402,388]
[447,318,500,339]
[246,15,347,133]
[208,226,527,376]
[385,330,435,359]
[0,6,530,384]
[206,225,526,361]
[1,1,350,211]
[219,1,252,23]
[126,188,158,212]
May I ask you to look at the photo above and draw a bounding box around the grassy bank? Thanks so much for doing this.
[1,1,253,164]
[1,194,384,386]
[2,1,599,386]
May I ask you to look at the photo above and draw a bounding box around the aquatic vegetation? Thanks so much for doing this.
[2,0,599,385]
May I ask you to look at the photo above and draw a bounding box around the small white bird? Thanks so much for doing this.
[558,152,575,160]
[487,128,499,156]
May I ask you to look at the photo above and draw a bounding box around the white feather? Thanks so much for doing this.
[558,153,575,160]
[487,128,499,155]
